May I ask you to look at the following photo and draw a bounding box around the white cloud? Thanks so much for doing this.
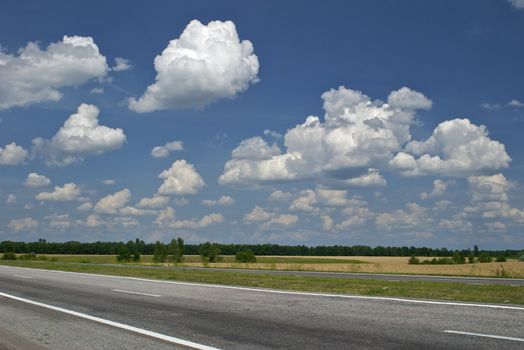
[508,0,524,9]
[268,190,293,201]
[289,190,318,212]
[220,86,431,185]
[128,20,259,112]
[6,194,16,204]
[7,217,38,232]
[375,203,432,232]
[112,57,132,71]
[85,214,102,227]
[137,195,170,208]
[24,173,51,187]
[244,205,298,228]
[46,213,71,229]
[94,189,131,214]
[90,87,104,94]
[158,160,205,195]
[36,183,81,201]
[101,179,116,185]
[480,103,500,110]
[169,213,224,229]
[0,143,28,165]
[24,203,34,210]
[485,221,506,231]
[202,195,235,206]
[468,174,511,203]
[119,206,157,216]
[390,118,510,176]
[321,215,334,231]
[420,179,454,200]
[154,207,176,227]
[0,35,108,110]
[173,197,189,206]
[508,99,524,107]
[151,140,184,158]
[77,202,93,211]
[336,207,374,230]
[32,104,126,166]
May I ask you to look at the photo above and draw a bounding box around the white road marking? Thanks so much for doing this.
[112,289,161,298]
[1,265,524,311]
[0,291,220,350]
[444,330,524,342]
[13,274,32,279]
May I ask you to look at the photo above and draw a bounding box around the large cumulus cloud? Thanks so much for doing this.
[0,36,108,110]
[129,20,259,112]
[220,85,510,186]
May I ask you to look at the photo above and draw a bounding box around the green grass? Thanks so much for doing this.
[1,260,523,305]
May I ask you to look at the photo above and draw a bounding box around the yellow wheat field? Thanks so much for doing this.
[181,256,524,278]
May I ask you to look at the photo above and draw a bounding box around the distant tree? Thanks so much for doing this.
[408,255,420,264]
[452,251,465,264]
[495,255,507,262]
[1,252,17,260]
[153,241,168,263]
[478,252,492,263]
[473,245,479,257]
[467,253,475,264]
[116,245,132,262]
[235,249,257,263]
[199,242,221,263]
[519,254,524,262]
[132,252,140,262]
[168,238,184,263]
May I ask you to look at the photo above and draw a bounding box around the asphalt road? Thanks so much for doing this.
[61,261,524,286]
[0,265,522,350]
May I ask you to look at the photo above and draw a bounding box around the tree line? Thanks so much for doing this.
[0,239,521,258]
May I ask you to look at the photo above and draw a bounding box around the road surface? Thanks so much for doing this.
[0,265,522,349]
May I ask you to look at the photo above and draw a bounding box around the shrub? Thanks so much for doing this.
[116,246,132,262]
[478,252,492,263]
[1,252,17,260]
[153,241,168,263]
[467,254,475,264]
[199,242,221,263]
[452,251,466,264]
[235,250,257,263]
[408,255,420,265]
[132,252,140,262]
[495,255,507,262]
[19,253,37,261]
[520,254,524,262]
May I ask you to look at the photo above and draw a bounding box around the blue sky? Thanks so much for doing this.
[1,0,524,248]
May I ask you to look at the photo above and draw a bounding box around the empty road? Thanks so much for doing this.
[0,265,522,349]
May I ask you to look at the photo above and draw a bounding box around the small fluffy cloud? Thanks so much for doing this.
[0,36,108,110]
[94,189,131,214]
[101,179,116,185]
[202,195,235,206]
[24,173,51,187]
[151,140,184,158]
[169,213,224,229]
[0,143,28,165]
[268,190,293,201]
[420,179,454,200]
[154,207,176,227]
[158,160,205,195]
[468,174,511,203]
[376,203,432,232]
[7,217,38,232]
[36,183,81,201]
[129,20,259,112]
[137,195,170,208]
[111,57,132,72]
[390,118,510,176]
[508,99,524,107]
[90,87,104,94]
[77,202,93,211]
[244,205,298,228]
[508,0,524,9]
[32,104,126,166]
[6,194,16,204]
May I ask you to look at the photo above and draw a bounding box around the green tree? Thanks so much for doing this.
[168,237,184,263]
[199,242,221,263]
[116,245,132,262]
[153,241,168,263]
[235,249,257,263]
[467,253,475,264]
[452,251,465,264]
[495,255,507,262]
[478,252,492,263]
[1,252,17,260]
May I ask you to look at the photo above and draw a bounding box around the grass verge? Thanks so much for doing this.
[1,260,523,305]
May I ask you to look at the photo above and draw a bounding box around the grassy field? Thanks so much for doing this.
[14,254,524,277]
[1,260,523,305]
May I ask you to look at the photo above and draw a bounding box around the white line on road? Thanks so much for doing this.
[12,274,32,279]
[2,265,524,311]
[112,289,161,298]
[0,291,220,350]
[444,330,524,342]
